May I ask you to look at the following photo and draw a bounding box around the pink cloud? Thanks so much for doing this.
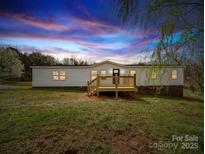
[1,12,126,38]
[0,11,141,38]
[65,14,126,36]
[1,13,69,30]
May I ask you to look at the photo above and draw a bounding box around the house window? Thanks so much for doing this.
[171,69,177,79]
[91,70,97,80]
[114,70,119,73]
[130,70,136,76]
[150,69,157,79]
[52,71,66,80]
[100,70,107,76]
[53,71,59,80]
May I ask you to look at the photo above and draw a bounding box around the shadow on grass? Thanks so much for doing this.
[133,97,150,104]
[31,87,86,93]
[91,92,150,104]
[0,86,86,93]
[162,95,203,103]
[180,96,203,103]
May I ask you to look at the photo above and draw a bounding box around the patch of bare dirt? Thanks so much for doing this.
[89,95,111,100]
[76,93,92,102]
[101,128,158,154]
[7,127,92,154]
[87,92,148,103]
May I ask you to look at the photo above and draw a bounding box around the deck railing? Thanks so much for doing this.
[87,77,97,95]
[87,74,136,96]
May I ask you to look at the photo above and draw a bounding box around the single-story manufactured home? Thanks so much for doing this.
[31,60,184,97]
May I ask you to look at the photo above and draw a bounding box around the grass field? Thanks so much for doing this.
[0,82,203,154]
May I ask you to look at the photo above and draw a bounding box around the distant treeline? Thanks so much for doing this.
[0,46,203,93]
[0,46,93,81]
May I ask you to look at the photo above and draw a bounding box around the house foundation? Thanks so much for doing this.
[137,86,183,97]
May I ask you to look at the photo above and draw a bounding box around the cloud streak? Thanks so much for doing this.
[0,13,69,30]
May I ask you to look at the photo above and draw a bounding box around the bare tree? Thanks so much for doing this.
[62,57,90,66]
[116,0,204,92]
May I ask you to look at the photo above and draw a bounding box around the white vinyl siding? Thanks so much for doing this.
[32,62,184,87]
[32,69,90,87]
[136,67,183,86]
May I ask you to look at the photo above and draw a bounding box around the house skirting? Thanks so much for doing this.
[137,86,183,97]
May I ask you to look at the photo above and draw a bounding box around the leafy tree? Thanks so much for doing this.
[0,47,24,79]
[20,52,57,80]
[0,46,93,81]
[28,52,56,66]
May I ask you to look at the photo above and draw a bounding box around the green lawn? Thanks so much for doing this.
[0,82,203,154]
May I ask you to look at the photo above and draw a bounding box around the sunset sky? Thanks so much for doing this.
[0,0,175,63]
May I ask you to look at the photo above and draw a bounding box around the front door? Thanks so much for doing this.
[113,69,120,84]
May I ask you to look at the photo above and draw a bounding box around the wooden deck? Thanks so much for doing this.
[87,74,137,98]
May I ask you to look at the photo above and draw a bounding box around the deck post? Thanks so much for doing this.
[115,74,118,88]
[134,74,137,98]
[134,73,136,87]
[97,74,100,88]
[114,74,118,99]
[97,91,99,96]
[134,90,136,98]
[115,91,118,99]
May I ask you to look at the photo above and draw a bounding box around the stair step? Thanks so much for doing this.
[88,88,97,96]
